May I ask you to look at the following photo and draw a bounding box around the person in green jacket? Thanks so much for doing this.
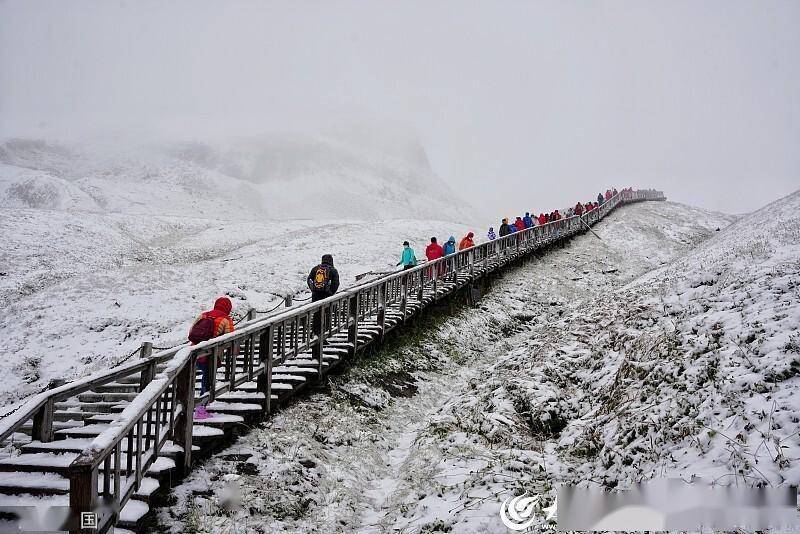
[397,241,418,270]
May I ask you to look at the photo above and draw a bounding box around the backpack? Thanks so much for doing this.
[311,265,331,292]
[188,314,216,344]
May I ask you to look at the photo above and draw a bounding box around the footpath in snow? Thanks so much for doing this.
[155,195,800,534]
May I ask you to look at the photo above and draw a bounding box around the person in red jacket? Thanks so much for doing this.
[425,237,445,278]
[188,296,235,420]
[514,217,526,232]
[538,213,547,225]
[574,202,584,216]
[605,190,612,201]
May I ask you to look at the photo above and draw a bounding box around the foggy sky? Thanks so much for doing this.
[1,0,798,215]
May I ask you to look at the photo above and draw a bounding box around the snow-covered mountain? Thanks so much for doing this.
[0,132,470,221]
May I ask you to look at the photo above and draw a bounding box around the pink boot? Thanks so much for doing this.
[194,405,213,420]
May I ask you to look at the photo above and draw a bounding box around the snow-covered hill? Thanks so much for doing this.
[0,132,470,221]
[159,198,774,533]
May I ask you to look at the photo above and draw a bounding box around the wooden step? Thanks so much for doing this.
[0,452,78,475]
[91,382,140,394]
[205,402,262,415]
[77,392,138,403]
[0,471,69,496]
[55,401,128,414]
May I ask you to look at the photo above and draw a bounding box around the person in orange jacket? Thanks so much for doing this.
[458,232,475,250]
[188,296,235,420]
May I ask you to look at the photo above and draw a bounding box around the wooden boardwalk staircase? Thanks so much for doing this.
[0,189,665,532]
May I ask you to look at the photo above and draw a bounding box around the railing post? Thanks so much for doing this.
[432,261,438,296]
[377,282,387,341]
[69,464,98,533]
[284,295,293,308]
[417,270,424,302]
[313,305,326,376]
[173,355,195,472]
[347,294,359,358]
[246,334,255,381]
[469,250,475,278]
[31,398,54,443]
[138,342,155,392]
[400,274,408,322]
[258,326,274,414]
[227,343,235,392]
[207,347,220,403]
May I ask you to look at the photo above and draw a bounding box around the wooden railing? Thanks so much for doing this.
[0,188,665,533]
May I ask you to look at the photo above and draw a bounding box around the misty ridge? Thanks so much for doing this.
[0,124,473,222]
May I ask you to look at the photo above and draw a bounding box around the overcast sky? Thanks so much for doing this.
[1,0,798,215]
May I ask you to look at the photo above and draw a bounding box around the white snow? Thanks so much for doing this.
[160,196,768,533]
[0,135,479,407]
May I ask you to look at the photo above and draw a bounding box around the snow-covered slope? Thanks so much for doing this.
[0,132,477,406]
[160,198,761,533]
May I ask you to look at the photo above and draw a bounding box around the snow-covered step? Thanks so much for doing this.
[77,392,138,403]
[0,471,69,496]
[118,498,149,529]
[191,425,225,443]
[205,401,263,414]
[216,391,266,403]
[270,374,306,383]
[91,382,140,393]
[55,401,128,413]
[0,452,78,475]
[192,413,245,428]
[147,456,177,475]
[22,438,95,455]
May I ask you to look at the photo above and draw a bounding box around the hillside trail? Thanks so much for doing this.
[161,201,734,533]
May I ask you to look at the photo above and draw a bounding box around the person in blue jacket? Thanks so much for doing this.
[487,227,496,240]
[397,241,418,270]
[508,224,517,233]
[523,212,533,228]
[443,236,457,255]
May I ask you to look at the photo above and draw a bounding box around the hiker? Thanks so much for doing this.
[487,227,496,240]
[459,232,475,250]
[597,193,604,205]
[514,217,525,232]
[307,254,340,302]
[188,296,235,420]
[523,212,534,228]
[605,190,612,201]
[499,218,512,237]
[575,202,584,216]
[397,241,418,270]
[443,236,457,255]
[538,213,547,226]
[425,237,445,278]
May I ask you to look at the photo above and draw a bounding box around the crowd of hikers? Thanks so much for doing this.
[187,187,627,419]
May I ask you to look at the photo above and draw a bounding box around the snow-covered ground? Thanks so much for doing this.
[156,194,800,533]
[0,135,477,406]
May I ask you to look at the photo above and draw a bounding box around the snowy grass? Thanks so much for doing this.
[158,197,763,533]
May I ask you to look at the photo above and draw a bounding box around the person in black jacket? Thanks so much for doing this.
[307,254,340,302]
[498,218,512,237]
